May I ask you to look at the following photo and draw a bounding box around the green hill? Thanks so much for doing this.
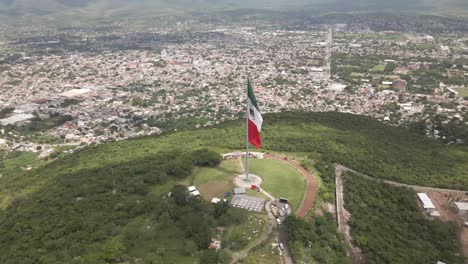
[1,0,468,19]
[344,173,463,264]
[0,112,467,263]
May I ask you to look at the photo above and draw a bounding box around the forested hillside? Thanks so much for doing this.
[343,173,463,264]
[0,112,467,263]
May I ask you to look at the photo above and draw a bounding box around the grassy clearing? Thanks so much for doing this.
[384,74,400,80]
[244,158,306,210]
[370,64,386,72]
[191,159,239,200]
[337,65,360,70]
[0,151,44,174]
[350,72,366,77]
[344,33,407,41]
[0,151,48,208]
[454,87,468,97]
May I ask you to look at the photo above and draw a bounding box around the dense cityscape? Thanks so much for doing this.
[1,15,467,157]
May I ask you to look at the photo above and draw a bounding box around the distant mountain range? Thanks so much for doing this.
[0,0,467,19]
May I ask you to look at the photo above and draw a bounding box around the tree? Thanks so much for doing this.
[171,185,189,206]
[199,249,229,264]
[192,149,222,167]
[214,201,229,219]
[103,238,126,263]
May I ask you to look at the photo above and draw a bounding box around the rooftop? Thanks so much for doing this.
[417,193,436,209]
[454,202,468,211]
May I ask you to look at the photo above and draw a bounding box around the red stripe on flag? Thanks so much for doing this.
[248,119,261,148]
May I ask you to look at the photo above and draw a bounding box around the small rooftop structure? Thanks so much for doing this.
[430,211,441,218]
[211,197,221,204]
[417,193,436,212]
[454,202,468,211]
[189,190,200,197]
[221,152,264,160]
[234,187,246,195]
[454,202,468,216]
[208,238,222,250]
[59,88,91,98]
[0,113,34,126]
[187,186,197,192]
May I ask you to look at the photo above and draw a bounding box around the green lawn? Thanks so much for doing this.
[454,87,468,97]
[191,159,239,200]
[384,74,400,80]
[337,65,360,70]
[350,72,366,77]
[190,157,307,209]
[0,151,44,175]
[370,64,386,72]
[243,158,306,210]
[0,151,48,208]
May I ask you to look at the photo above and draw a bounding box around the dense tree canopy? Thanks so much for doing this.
[343,173,463,264]
[284,214,348,264]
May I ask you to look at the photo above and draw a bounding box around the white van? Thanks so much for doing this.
[276,218,281,225]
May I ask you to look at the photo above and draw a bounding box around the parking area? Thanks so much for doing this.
[231,195,265,212]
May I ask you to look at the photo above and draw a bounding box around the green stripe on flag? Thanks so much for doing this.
[247,79,260,111]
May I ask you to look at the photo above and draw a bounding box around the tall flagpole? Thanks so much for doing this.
[245,78,250,181]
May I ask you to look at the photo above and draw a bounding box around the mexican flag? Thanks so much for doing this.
[247,80,263,148]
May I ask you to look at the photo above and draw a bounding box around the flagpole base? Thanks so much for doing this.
[233,174,262,189]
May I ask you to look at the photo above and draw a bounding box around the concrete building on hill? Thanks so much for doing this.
[417,193,436,213]
[454,202,468,217]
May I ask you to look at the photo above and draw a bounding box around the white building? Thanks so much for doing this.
[417,193,436,213]
[454,202,468,217]
[221,152,264,160]
[0,113,35,126]
[211,198,221,204]
[189,190,200,197]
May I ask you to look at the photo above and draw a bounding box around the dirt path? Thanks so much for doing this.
[335,166,365,264]
[265,153,318,218]
[429,191,468,261]
[335,164,467,195]
[230,199,279,264]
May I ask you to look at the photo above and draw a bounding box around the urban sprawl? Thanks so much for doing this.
[0,17,467,157]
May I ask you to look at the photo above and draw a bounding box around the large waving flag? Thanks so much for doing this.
[247,80,263,148]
